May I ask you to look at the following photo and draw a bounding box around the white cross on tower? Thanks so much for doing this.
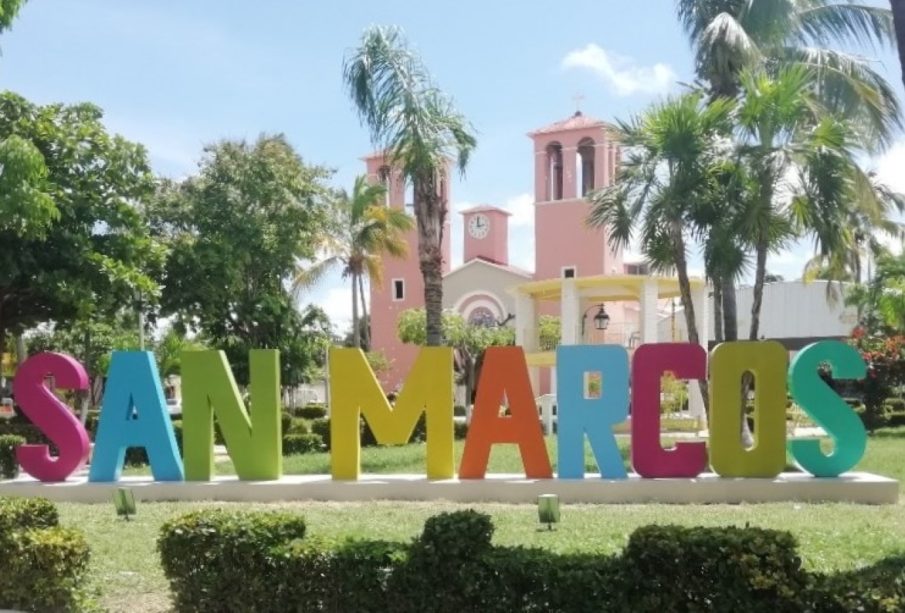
[572,93,585,113]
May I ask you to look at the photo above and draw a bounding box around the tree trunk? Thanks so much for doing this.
[414,174,445,346]
[712,280,724,343]
[358,274,370,351]
[749,242,769,341]
[351,272,361,350]
[892,0,905,91]
[670,224,709,412]
[463,351,475,413]
[721,275,739,341]
[14,335,27,366]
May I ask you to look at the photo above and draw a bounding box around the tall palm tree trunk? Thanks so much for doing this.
[712,281,724,342]
[749,243,769,340]
[892,0,905,91]
[671,226,710,413]
[351,272,361,350]
[721,275,739,341]
[358,274,370,351]
[414,176,445,346]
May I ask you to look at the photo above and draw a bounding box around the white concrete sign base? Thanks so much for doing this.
[0,472,897,504]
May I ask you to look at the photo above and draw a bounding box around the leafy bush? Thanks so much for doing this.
[159,509,307,612]
[311,417,331,450]
[122,421,184,467]
[282,433,324,455]
[617,524,806,610]
[0,526,91,612]
[454,421,469,440]
[159,508,905,612]
[286,418,310,434]
[281,411,293,435]
[807,555,905,612]
[0,497,59,531]
[0,434,25,479]
[293,404,327,420]
[0,422,52,448]
[0,497,88,612]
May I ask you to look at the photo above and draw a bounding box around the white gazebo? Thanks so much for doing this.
[509,274,709,423]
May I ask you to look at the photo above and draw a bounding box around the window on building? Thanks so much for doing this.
[546,142,564,201]
[563,267,576,279]
[393,279,405,301]
[468,306,497,328]
[577,138,596,196]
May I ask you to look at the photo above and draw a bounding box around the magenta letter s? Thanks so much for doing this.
[14,352,90,481]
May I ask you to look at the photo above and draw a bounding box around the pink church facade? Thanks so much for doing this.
[367,111,642,395]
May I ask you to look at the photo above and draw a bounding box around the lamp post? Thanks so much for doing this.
[580,303,610,339]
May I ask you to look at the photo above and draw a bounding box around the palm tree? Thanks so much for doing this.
[735,66,902,340]
[803,170,905,288]
[589,92,735,413]
[293,175,412,350]
[677,0,901,340]
[892,0,905,90]
[343,25,477,346]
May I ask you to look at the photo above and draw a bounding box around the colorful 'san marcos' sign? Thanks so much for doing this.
[9,340,867,483]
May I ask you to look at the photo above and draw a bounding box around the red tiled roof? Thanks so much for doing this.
[528,111,612,136]
[458,204,512,216]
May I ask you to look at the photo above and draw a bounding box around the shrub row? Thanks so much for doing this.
[0,497,90,612]
[0,434,25,479]
[159,509,905,612]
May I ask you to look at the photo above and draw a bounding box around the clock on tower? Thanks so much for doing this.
[468,213,490,239]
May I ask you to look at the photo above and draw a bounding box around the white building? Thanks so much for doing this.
[660,280,857,349]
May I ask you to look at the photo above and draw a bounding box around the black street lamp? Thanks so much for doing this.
[581,303,610,337]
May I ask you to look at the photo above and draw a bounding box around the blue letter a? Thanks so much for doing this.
[89,352,184,482]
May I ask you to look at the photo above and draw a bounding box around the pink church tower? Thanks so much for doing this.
[529,111,623,279]
[363,153,452,392]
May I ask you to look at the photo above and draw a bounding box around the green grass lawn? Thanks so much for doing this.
[66,428,905,612]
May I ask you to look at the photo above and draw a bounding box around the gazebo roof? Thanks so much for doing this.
[510,274,706,302]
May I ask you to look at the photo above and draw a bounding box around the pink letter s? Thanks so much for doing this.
[14,352,90,481]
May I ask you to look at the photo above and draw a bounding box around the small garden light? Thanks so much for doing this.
[537,494,560,530]
[113,487,136,521]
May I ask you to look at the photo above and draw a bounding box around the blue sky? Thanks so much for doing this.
[3,1,904,331]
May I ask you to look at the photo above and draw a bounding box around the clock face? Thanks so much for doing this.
[468,213,490,239]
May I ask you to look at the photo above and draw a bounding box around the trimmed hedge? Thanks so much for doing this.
[293,404,327,420]
[0,497,59,531]
[282,433,324,455]
[159,509,307,612]
[0,434,24,479]
[286,417,310,435]
[159,509,905,612]
[0,497,90,612]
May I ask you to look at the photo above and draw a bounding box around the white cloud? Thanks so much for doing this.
[874,140,905,195]
[502,193,534,227]
[316,287,357,333]
[562,44,676,97]
[870,140,905,255]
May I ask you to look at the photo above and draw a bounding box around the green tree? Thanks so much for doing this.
[0,0,26,32]
[397,308,514,405]
[589,92,735,413]
[734,67,900,340]
[538,315,561,352]
[26,311,141,418]
[147,135,331,386]
[293,176,412,351]
[677,0,902,340]
[847,251,905,332]
[155,325,206,379]
[344,25,477,347]
[0,93,160,358]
